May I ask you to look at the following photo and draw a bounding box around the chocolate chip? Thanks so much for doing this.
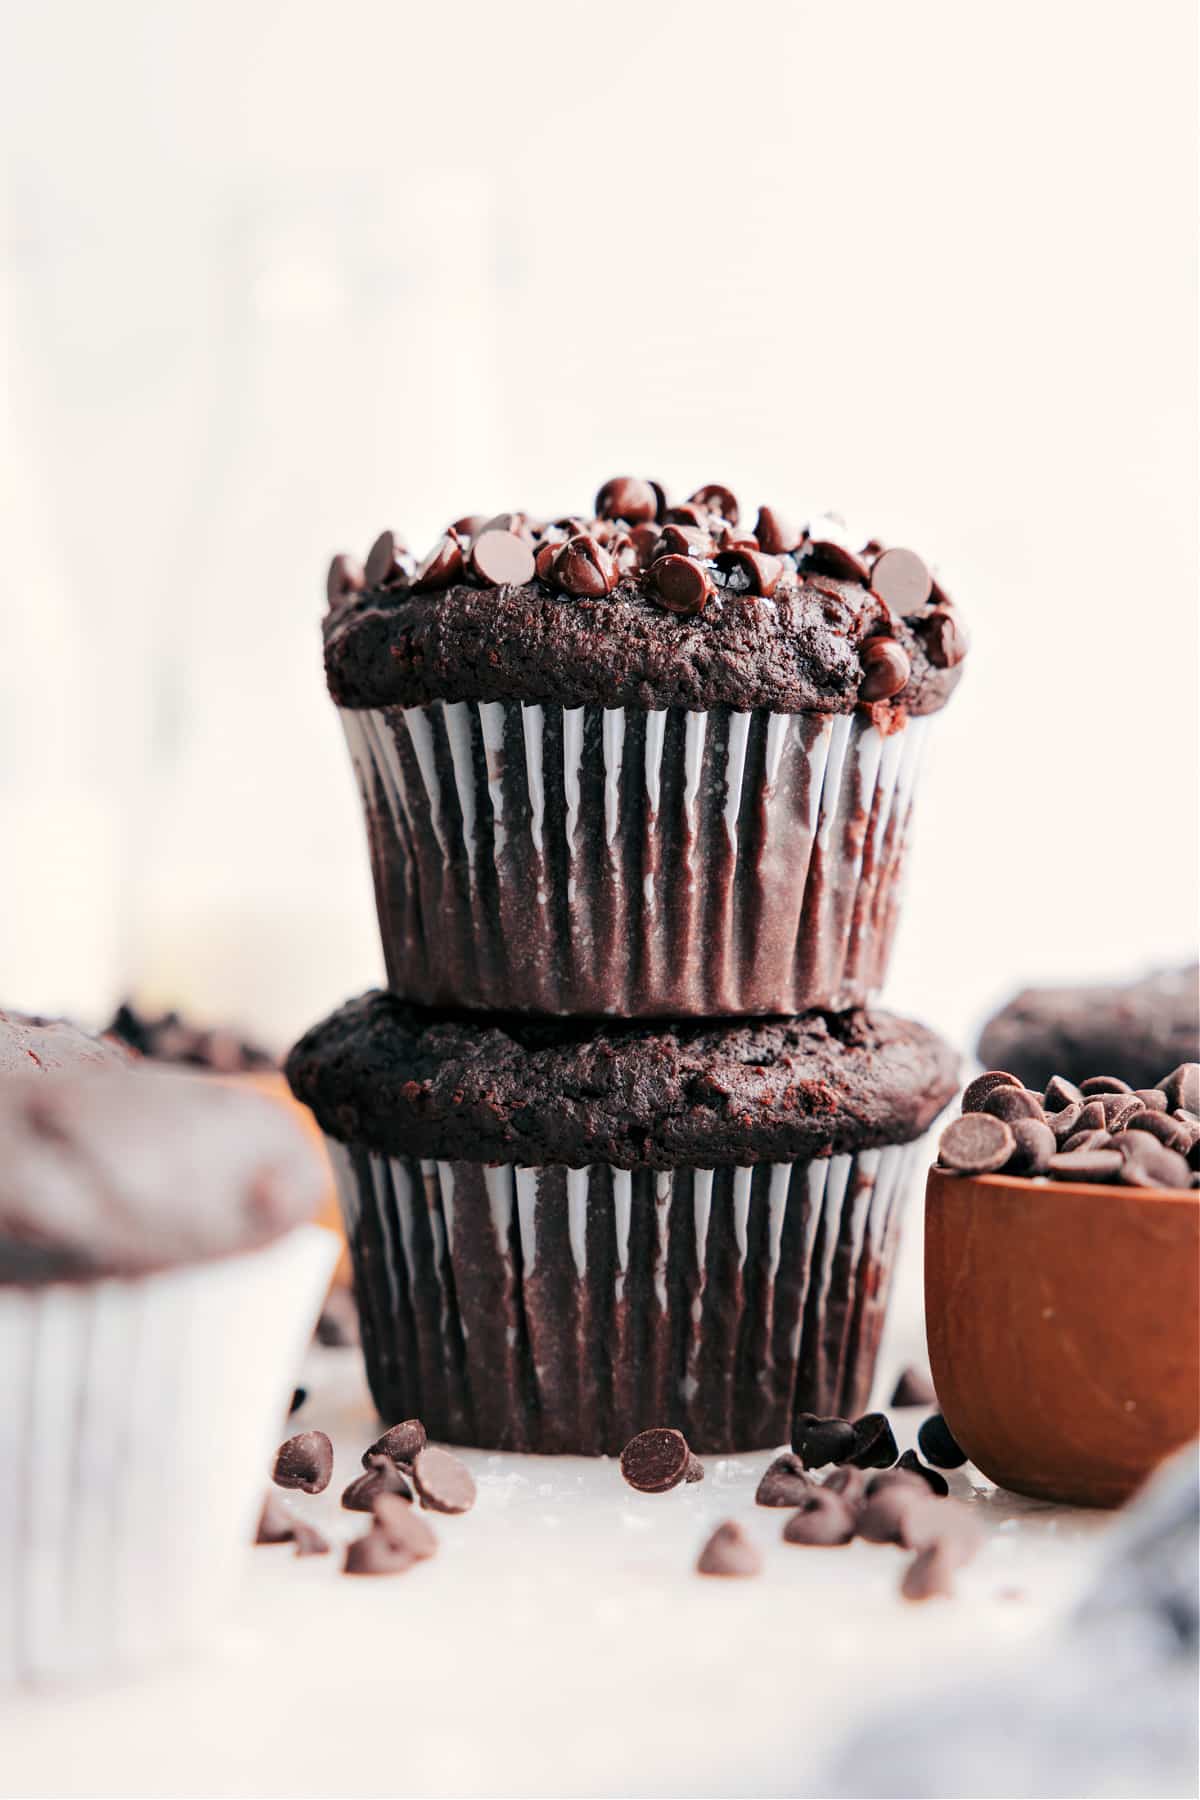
[917,1413,967,1470]
[688,483,739,524]
[619,1426,694,1492]
[714,548,782,598]
[805,539,872,584]
[1125,1110,1192,1153]
[474,512,530,539]
[292,1521,331,1558]
[326,553,365,606]
[272,1430,333,1495]
[888,1449,950,1497]
[1049,1102,1085,1143]
[365,1420,427,1470]
[342,1454,413,1512]
[1059,1129,1114,1155]
[753,506,801,554]
[289,1387,307,1416]
[845,1412,898,1470]
[821,1465,869,1504]
[315,1287,360,1348]
[1079,1075,1131,1096]
[1160,1064,1200,1115]
[1100,1095,1143,1132]
[1043,1075,1084,1113]
[649,480,669,521]
[534,542,559,582]
[628,523,661,566]
[343,1528,417,1577]
[937,1113,1016,1175]
[1072,1099,1109,1135]
[594,476,658,524]
[373,1491,437,1560]
[755,1453,813,1508]
[791,1413,856,1469]
[901,1542,958,1602]
[890,1366,936,1408]
[924,606,968,669]
[962,1071,1023,1113]
[858,637,911,702]
[1133,1088,1169,1113]
[696,1520,761,1577]
[649,554,711,615]
[450,513,488,539]
[1004,1118,1056,1176]
[256,1492,295,1544]
[782,1491,856,1546]
[981,1086,1045,1124]
[470,529,536,588]
[870,547,932,612]
[553,534,616,598]
[1047,1149,1124,1183]
[857,1484,936,1546]
[1113,1133,1192,1190]
[662,503,708,529]
[410,533,465,594]
[412,1446,476,1514]
[684,1454,705,1484]
[654,522,712,560]
[365,529,412,589]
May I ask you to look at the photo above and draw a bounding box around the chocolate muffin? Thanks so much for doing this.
[287,993,957,1454]
[323,481,967,1016]
[0,1067,336,1685]
[978,965,1199,1093]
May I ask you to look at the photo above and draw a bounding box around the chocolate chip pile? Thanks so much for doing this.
[328,477,966,705]
[105,1000,275,1074]
[936,1063,1200,1190]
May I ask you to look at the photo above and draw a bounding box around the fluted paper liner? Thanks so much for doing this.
[0,1226,337,1687]
[328,1142,920,1455]
[342,700,929,1015]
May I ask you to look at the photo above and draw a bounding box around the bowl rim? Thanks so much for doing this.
[926,1164,1199,1209]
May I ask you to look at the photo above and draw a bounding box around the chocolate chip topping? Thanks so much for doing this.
[688,483,739,523]
[326,553,365,607]
[552,534,617,598]
[272,1430,333,1495]
[364,530,411,590]
[755,1453,813,1508]
[858,637,911,702]
[470,529,536,589]
[714,548,782,598]
[649,552,711,615]
[923,606,969,669]
[620,1426,694,1493]
[753,505,801,554]
[696,1520,762,1577]
[410,533,465,593]
[594,476,659,524]
[870,547,932,612]
[411,1445,476,1514]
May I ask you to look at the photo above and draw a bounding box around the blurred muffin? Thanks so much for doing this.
[0,1008,131,1077]
[978,965,1199,1093]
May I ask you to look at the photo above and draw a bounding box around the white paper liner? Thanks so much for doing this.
[328,1140,922,1455]
[0,1226,337,1687]
[341,700,930,1015]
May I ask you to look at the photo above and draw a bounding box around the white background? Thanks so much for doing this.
[2,0,1196,1056]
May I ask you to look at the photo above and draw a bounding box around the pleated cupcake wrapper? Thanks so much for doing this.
[341,700,930,1015]
[0,1226,337,1687]
[328,1140,920,1456]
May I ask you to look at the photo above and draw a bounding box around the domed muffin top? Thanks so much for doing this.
[0,1009,131,1079]
[323,477,967,716]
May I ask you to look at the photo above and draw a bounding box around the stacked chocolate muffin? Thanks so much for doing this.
[288,480,964,1453]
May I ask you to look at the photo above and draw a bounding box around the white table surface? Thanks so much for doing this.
[1,1235,1113,1800]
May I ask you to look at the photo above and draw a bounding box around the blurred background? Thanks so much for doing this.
[2,0,1196,1055]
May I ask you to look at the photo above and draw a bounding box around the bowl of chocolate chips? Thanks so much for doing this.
[925,1062,1199,1506]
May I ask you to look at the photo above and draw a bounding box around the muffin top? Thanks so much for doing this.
[0,1066,326,1284]
[323,477,967,716]
[978,964,1199,1093]
[0,1008,131,1079]
[286,992,958,1170]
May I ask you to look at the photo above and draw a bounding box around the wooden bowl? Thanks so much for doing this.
[925,1166,1199,1506]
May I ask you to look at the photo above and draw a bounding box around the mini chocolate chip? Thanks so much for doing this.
[917,1413,967,1470]
[924,606,968,669]
[714,548,782,598]
[981,1086,1045,1124]
[326,553,365,606]
[412,1445,476,1514]
[821,1465,869,1504]
[688,483,739,523]
[1125,1110,1192,1153]
[755,1453,813,1508]
[805,539,872,584]
[272,1430,333,1495]
[870,546,932,612]
[342,1454,413,1512]
[752,506,801,554]
[857,1484,936,1546]
[845,1413,898,1470]
[782,1491,856,1546]
[365,1420,427,1470]
[962,1071,1023,1113]
[365,529,412,589]
[792,1413,856,1469]
[1080,1075,1132,1096]
[1133,1088,1169,1112]
[373,1491,437,1561]
[1047,1149,1124,1183]
[1043,1075,1084,1113]
[292,1520,331,1558]
[315,1287,360,1348]
[343,1527,417,1577]
[411,533,465,594]
[1114,1134,1192,1191]
[684,1454,705,1484]
[938,1114,1016,1175]
[289,1387,307,1416]
[890,1366,936,1408]
[889,1449,950,1497]
[696,1520,761,1577]
[650,554,711,615]
[901,1542,957,1602]
[470,529,536,588]
[619,1426,694,1493]
[1004,1118,1056,1176]
[594,476,658,524]
[256,1492,295,1544]
[1049,1102,1085,1143]
[1160,1064,1200,1115]
[553,534,616,598]
[858,637,911,701]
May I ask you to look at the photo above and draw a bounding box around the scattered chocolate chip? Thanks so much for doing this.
[343,1528,417,1577]
[755,1453,813,1508]
[650,554,711,615]
[372,1491,437,1561]
[1160,1064,1200,1115]
[272,1430,333,1495]
[326,553,365,606]
[342,1454,413,1512]
[553,534,616,598]
[688,483,739,523]
[792,1413,857,1469]
[1080,1075,1132,1096]
[1047,1149,1124,1183]
[684,1454,705,1484]
[962,1071,1023,1113]
[714,548,782,598]
[887,1449,950,1497]
[289,1387,307,1416]
[410,533,465,593]
[470,529,536,588]
[845,1413,898,1470]
[858,637,911,701]
[619,1426,694,1493]
[870,547,932,612]
[782,1491,857,1546]
[1042,1075,1084,1113]
[857,1483,937,1546]
[412,1445,477,1514]
[924,606,968,669]
[1113,1133,1191,1190]
[691,1520,759,1578]
[805,539,872,584]
[821,1465,869,1505]
[315,1287,360,1348]
[365,1420,427,1470]
[938,1113,1016,1175]
[753,506,801,554]
[256,1492,295,1544]
[1133,1088,1169,1113]
[292,1520,331,1558]
[1049,1102,1085,1143]
[901,1542,958,1602]
[1004,1117,1056,1176]
[365,529,412,589]
[594,476,658,524]
[981,1086,1045,1124]
[918,1413,967,1470]
[890,1366,936,1408]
